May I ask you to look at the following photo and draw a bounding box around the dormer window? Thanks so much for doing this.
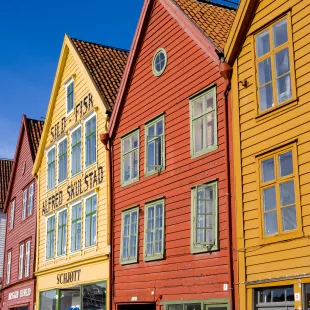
[66,79,74,115]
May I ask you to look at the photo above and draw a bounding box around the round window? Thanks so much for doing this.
[152,48,167,76]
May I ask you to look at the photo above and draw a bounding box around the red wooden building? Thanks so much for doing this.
[2,115,44,310]
[108,0,236,309]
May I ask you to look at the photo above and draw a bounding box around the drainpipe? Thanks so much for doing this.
[219,55,235,310]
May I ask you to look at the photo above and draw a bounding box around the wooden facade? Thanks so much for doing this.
[224,0,310,309]
[108,0,236,309]
[1,116,43,310]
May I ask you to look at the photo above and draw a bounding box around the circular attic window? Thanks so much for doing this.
[152,48,167,77]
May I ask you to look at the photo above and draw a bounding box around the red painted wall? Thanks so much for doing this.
[112,0,233,307]
[2,124,37,310]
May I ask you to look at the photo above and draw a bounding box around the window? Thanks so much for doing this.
[47,147,56,190]
[190,87,217,158]
[58,138,67,183]
[256,286,294,305]
[46,215,55,259]
[18,243,24,279]
[255,17,294,112]
[85,194,97,248]
[82,282,106,310]
[57,209,67,256]
[40,290,57,310]
[152,48,167,76]
[28,183,34,216]
[71,202,82,252]
[165,303,228,310]
[6,251,11,284]
[259,147,300,237]
[145,115,165,175]
[121,130,139,185]
[144,199,164,261]
[9,200,15,229]
[121,207,139,264]
[66,79,74,114]
[25,241,31,277]
[191,181,218,253]
[22,188,27,220]
[71,127,81,176]
[85,114,96,168]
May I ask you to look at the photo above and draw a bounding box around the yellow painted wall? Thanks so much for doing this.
[230,0,310,308]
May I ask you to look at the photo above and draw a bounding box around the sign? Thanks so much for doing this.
[8,288,31,300]
[42,166,104,215]
[57,269,81,284]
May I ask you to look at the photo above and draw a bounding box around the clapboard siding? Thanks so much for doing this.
[0,212,6,278]
[112,0,233,304]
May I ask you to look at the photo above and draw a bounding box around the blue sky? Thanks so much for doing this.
[0,0,144,159]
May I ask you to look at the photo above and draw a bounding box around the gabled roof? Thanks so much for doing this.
[71,38,129,111]
[4,115,44,213]
[173,0,236,50]
[0,159,13,210]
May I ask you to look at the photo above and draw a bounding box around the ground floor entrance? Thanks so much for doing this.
[118,304,156,310]
[10,307,29,310]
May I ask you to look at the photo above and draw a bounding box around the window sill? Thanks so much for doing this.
[144,166,165,178]
[255,98,298,122]
[259,229,303,245]
[144,254,164,262]
[57,179,67,188]
[71,171,82,179]
[120,259,138,265]
[83,245,97,254]
[191,145,219,159]
[84,162,97,173]
[121,177,139,188]
[191,245,219,254]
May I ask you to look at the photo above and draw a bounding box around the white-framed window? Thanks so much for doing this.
[71,202,82,252]
[144,199,165,261]
[46,215,55,260]
[85,114,97,168]
[85,194,97,248]
[145,115,165,175]
[66,79,74,115]
[58,137,67,183]
[9,200,15,229]
[28,183,34,216]
[190,87,217,158]
[57,209,67,256]
[152,48,168,77]
[6,251,11,284]
[71,126,82,176]
[191,181,218,253]
[47,147,56,190]
[18,243,24,279]
[22,189,28,220]
[121,130,139,186]
[121,207,139,264]
[25,241,31,277]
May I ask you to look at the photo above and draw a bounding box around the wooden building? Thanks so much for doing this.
[107,0,236,309]
[1,116,44,310]
[32,35,128,310]
[224,0,310,309]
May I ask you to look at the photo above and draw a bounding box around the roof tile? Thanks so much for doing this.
[26,118,44,156]
[0,159,13,210]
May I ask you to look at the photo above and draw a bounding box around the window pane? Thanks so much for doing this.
[256,29,270,57]
[286,286,294,301]
[281,206,297,231]
[147,125,155,138]
[60,289,80,310]
[258,58,272,86]
[264,211,278,235]
[147,141,155,170]
[185,304,201,310]
[259,83,273,111]
[85,216,91,247]
[204,93,214,113]
[168,305,183,310]
[193,98,203,117]
[92,214,97,245]
[132,134,138,148]
[272,287,285,302]
[194,118,203,153]
[82,282,106,310]
[205,111,215,147]
[40,290,57,310]
[262,158,275,183]
[277,74,292,103]
[123,153,130,181]
[132,150,138,178]
[275,48,290,77]
[279,151,293,177]
[280,180,295,206]
[263,186,276,211]
[156,120,163,135]
[273,19,288,48]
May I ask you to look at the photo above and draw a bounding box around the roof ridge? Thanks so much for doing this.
[0,158,13,161]
[195,0,237,10]
[26,117,44,123]
[71,37,129,53]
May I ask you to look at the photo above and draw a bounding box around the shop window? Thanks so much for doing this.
[85,114,97,168]
[46,215,55,259]
[255,15,295,112]
[303,283,310,309]
[66,79,74,115]
[71,202,82,252]
[121,130,139,186]
[191,181,218,253]
[6,250,11,284]
[40,290,57,310]
[60,288,80,310]
[121,207,139,264]
[9,200,15,229]
[58,137,67,183]
[85,194,97,248]
[258,146,300,237]
[18,243,24,279]
[82,282,106,310]
[145,115,165,176]
[144,199,165,261]
[166,303,228,310]
[190,87,217,158]
[71,126,82,176]
[47,147,56,190]
[57,209,67,256]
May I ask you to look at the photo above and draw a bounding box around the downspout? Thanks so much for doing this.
[219,55,234,310]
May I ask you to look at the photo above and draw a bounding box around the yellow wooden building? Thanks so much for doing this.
[224,0,310,309]
[32,35,128,310]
